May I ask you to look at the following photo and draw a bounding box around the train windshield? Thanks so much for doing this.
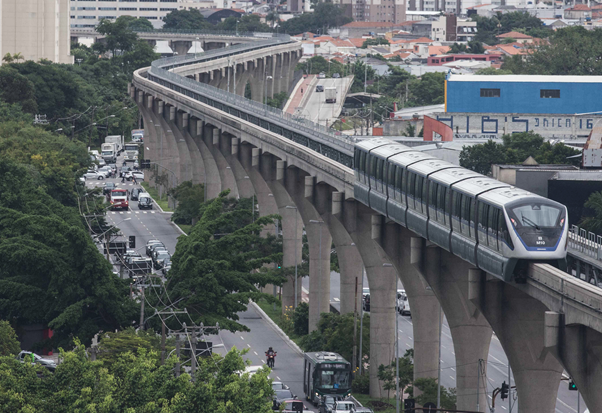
[317,368,351,390]
[507,201,565,249]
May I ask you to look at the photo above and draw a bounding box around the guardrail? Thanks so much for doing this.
[71,28,270,40]
[569,225,602,262]
[145,34,359,167]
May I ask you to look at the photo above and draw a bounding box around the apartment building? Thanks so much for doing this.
[340,0,407,24]
[1,0,72,63]
[70,0,215,29]
[412,15,477,42]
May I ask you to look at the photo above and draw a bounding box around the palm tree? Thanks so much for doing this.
[2,53,13,63]
[12,52,23,63]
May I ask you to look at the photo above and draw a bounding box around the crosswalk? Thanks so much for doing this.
[110,211,155,214]
[88,182,135,186]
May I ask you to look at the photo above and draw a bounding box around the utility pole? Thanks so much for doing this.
[352,277,358,374]
[175,334,181,377]
[359,267,365,375]
[139,286,145,329]
[191,328,198,381]
[161,314,166,364]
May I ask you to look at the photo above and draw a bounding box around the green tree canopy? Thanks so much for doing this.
[170,180,205,225]
[118,15,155,32]
[362,38,390,48]
[472,11,548,45]
[459,132,581,175]
[0,66,37,113]
[280,2,351,34]
[409,378,456,409]
[502,26,602,75]
[0,341,274,412]
[0,320,20,356]
[579,191,602,233]
[97,16,139,55]
[162,9,211,30]
[159,191,284,332]
[409,72,445,106]
[217,14,272,32]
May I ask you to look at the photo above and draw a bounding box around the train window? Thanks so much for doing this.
[369,155,376,179]
[415,175,423,212]
[488,207,499,250]
[359,151,366,175]
[402,170,408,200]
[387,164,395,188]
[452,191,462,232]
[498,210,514,250]
[354,149,359,171]
[436,185,445,224]
[429,182,437,218]
[444,188,451,226]
[394,166,403,202]
[422,177,429,215]
[461,195,471,237]
[477,202,488,245]
[408,172,416,209]
[376,158,383,184]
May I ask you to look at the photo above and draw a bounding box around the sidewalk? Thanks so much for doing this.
[285,75,316,115]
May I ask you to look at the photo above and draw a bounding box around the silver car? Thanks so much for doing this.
[83,170,104,180]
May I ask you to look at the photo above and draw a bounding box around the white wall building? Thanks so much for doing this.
[2,0,72,63]
[70,0,216,30]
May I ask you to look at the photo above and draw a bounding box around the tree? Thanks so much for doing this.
[409,72,445,106]
[96,327,174,367]
[119,15,154,32]
[475,67,513,75]
[170,181,205,225]
[448,43,467,54]
[362,38,390,48]
[280,2,351,34]
[472,11,548,45]
[2,53,13,63]
[410,378,456,410]
[377,363,396,400]
[267,91,288,108]
[159,191,284,332]
[503,26,602,75]
[266,11,280,29]
[162,9,211,30]
[96,16,139,55]
[218,15,272,33]
[293,302,309,336]
[0,320,20,356]
[459,140,507,175]
[468,41,485,54]
[0,66,38,113]
[580,191,602,233]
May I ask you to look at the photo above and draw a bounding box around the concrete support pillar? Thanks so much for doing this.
[470,274,564,413]
[194,73,200,82]
[250,66,265,103]
[202,126,238,197]
[215,135,254,198]
[337,200,396,398]
[268,55,276,99]
[188,121,220,200]
[412,238,492,412]
[545,312,602,413]
[373,223,441,389]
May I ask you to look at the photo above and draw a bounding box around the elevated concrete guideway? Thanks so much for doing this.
[131,31,602,412]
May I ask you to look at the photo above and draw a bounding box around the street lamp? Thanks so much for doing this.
[286,205,299,308]
[309,219,324,313]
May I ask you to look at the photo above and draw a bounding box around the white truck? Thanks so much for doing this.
[105,135,123,154]
[325,87,337,103]
[131,129,144,142]
[101,143,118,163]
[123,142,140,163]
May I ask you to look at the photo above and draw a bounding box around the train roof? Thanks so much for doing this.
[389,150,436,168]
[479,187,566,209]
[371,144,414,159]
[408,158,457,176]
[429,168,483,186]
[452,176,510,197]
[356,138,391,152]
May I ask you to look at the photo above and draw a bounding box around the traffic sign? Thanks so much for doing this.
[422,402,436,412]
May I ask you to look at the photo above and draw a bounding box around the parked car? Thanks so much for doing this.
[103,182,116,195]
[130,187,145,201]
[146,239,163,256]
[318,72,326,79]
[316,85,324,92]
[84,170,104,180]
[17,351,56,372]
[333,73,341,78]
[153,251,171,270]
[363,293,370,312]
[138,193,153,210]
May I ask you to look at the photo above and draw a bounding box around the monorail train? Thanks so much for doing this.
[354,138,568,282]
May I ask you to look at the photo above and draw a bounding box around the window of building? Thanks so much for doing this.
[540,89,560,99]
[160,7,176,10]
[99,6,117,9]
[99,15,116,18]
[480,88,500,98]
[120,7,137,10]
[140,7,157,10]
[78,6,96,10]
[78,15,96,18]
[142,15,157,18]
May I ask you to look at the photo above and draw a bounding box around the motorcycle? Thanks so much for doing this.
[266,351,277,368]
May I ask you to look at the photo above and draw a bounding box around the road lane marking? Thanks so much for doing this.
[450,376,455,381]
[143,211,148,214]
[451,368,455,371]
[240,336,244,340]
[151,211,156,214]
[135,211,139,214]
[277,376,281,380]
[247,344,251,348]
[254,351,258,355]
[333,297,340,302]
[261,360,265,364]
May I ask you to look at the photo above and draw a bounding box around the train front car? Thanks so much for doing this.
[503,194,568,281]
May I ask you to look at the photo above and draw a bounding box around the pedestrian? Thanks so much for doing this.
[301,88,303,94]
[133,176,137,185]
[122,175,125,183]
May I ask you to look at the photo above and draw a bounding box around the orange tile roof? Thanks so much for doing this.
[383,51,413,59]
[393,37,433,44]
[495,44,528,55]
[347,38,370,48]
[342,21,411,28]
[496,31,533,39]
[329,39,355,48]
[568,3,591,10]
[428,45,450,55]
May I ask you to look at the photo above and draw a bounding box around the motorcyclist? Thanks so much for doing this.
[265,347,276,367]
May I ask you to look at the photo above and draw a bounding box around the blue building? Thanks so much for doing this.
[445,74,602,114]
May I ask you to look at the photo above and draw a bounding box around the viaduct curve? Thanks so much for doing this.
[131,32,602,413]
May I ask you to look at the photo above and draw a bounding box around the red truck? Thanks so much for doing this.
[110,189,129,210]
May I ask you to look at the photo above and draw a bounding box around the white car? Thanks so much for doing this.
[83,170,104,180]
[98,166,112,178]
[318,72,326,79]
[125,171,144,181]
[334,401,355,413]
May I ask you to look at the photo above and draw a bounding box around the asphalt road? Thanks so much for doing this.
[91,154,586,413]
[301,78,352,127]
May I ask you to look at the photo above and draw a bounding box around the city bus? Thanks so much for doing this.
[303,352,352,405]
[123,142,140,163]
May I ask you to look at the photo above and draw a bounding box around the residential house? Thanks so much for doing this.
[427,52,502,65]
[495,31,534,44]
[564,4,591,19]
[340,21,414,38]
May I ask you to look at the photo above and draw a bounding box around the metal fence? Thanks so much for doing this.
[148,34,359,156]
[569,225,602,261]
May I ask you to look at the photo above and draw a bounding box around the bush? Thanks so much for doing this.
[352,372,370,394]
[293,302,309,336]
